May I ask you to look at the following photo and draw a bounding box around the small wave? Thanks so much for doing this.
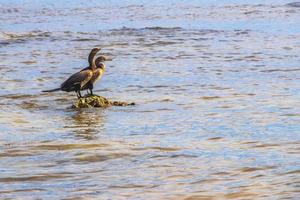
[286,2,300,7]
[0,174,72,183]
[143,40,178,47]
[0,31,51,46]
[108,26,183,36]
[260,68,300,73]
[144,26,183,31]
[71,38,99,42]
[0,8,20,13]
[0,31,51,40]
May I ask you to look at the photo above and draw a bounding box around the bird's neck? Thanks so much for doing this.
[88,52,97,70]
[98,63,105,71]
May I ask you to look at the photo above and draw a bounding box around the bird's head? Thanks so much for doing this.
[95,56,110,69]
[96,55,110,62]
[91,47,101,54]
[96,62,105,70]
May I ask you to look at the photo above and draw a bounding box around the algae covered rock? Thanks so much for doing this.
[72,94,135,108]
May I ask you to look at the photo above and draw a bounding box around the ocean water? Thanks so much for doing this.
[0,0,299,199]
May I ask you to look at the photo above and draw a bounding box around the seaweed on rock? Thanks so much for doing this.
[72,94,135,108]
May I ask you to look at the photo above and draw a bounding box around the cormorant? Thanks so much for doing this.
[42,48,100,98]
[81,55,108,95]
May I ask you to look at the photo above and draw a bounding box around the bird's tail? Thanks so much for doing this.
[42,88,61,92]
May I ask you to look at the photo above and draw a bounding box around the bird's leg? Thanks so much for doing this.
[87,84,94,96]
[76,91,82,99]
[78,91,82,98]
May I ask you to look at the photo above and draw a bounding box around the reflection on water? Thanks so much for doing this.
[0,0,300,199]
[66,109,106,140]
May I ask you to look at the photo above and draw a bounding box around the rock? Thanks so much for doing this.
[72,94,135,108]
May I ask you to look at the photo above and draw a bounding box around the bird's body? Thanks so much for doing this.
[43,48,101,98]
[60,69,93,93]
[81,56,107,95]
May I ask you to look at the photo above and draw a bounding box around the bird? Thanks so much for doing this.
[81,55,109,95]
[42,47,101,98]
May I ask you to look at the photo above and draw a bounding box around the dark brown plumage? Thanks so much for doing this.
[42,48,101,98]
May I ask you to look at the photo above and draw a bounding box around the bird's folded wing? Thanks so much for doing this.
[80,70,93,88]
[61,70,93,89]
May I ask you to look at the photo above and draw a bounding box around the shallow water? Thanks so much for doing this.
[0,0,300,199]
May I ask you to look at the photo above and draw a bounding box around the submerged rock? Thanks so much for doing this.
[72,94,135,108]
